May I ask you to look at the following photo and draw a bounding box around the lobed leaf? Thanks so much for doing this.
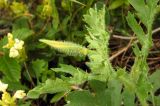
[126,12,145,45]
[27,78,71,99]
[52,64,88,84]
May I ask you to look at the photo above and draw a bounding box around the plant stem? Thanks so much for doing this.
[24,62,35,87]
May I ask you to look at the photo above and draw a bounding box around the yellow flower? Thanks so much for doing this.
[14,39,24,50]
[0,81,25,106]
[2,92,12,104]
[9,47,19,58]
[3,33,15,49]
[13,90,26,99]
[0,80,8,92]
[3,33,25,58]
[1,91,16,106]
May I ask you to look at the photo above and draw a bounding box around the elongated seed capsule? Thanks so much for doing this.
[39,39,88,56]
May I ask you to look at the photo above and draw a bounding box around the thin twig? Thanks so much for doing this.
[147,57,160,60]
[152,27,160,34]
[110,26,160,61]
[109,46,128,61]
[110,36,137,61]
[124,52,133,67]
[112,27,160,40]
[71,85,82,91]
[112,35,136,40]
[120,33,135,63]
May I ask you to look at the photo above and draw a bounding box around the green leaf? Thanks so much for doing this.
[27,79,71,99]
[89,80,108,106]
[132,44,141,57]
[128,0,158,28]
[149,69,160,92]
[68,69,88,84]
[90,79,122,106]
[105,79,122,106]
[0,36,7,51]
[12,28,34,40]
[12,17,29,30]
[27,84,42,99]
[51,0,59,30]
[52,64,88,84]
[128,0,145,13]
[65,90,97,106]
[18,101,31,106]
[154,96,160,106]
[122,89,135,106]
[50,92,66,103]
[0,55,21,81]
[109,0,126,10]
[53,64,78,75]
[66,79,122,106]
[31,59,48,81]
[147,0,159,10]
[136,74,152,106]
[126,12,145,45]
[83,6,108,42]
[89,80,106,93]
[117,68,135,91]
[83,6,114,79]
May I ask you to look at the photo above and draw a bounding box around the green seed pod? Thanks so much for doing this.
[39,39,88,56]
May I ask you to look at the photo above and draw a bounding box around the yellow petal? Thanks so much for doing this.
[13,90,26,99]
[3,33,15,49]
[0,80,8,92]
